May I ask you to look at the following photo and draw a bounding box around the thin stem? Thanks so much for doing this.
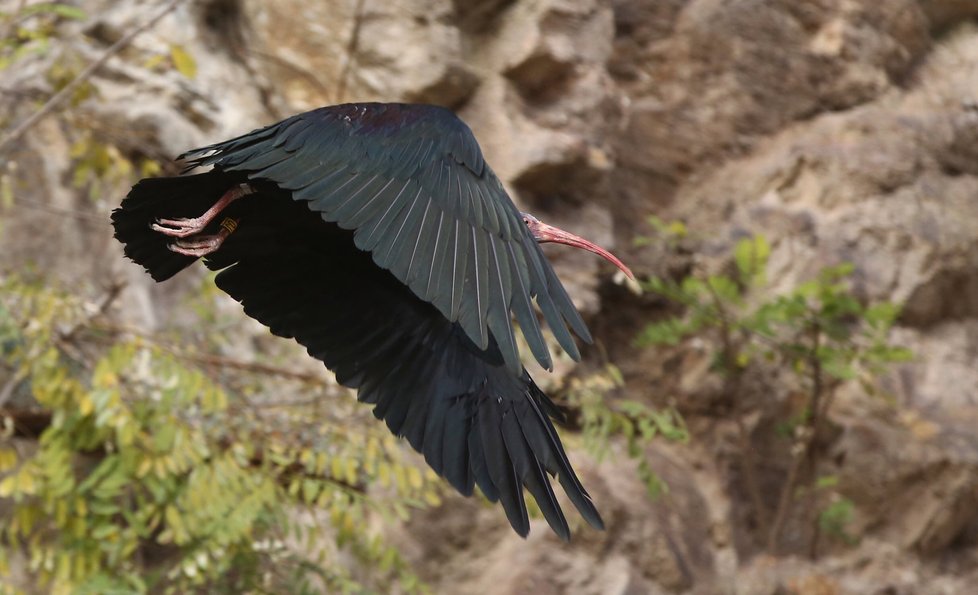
[806,322,824,559]
[767,319,825,555]
[0,370,26,409]
[705,278,771,537]
[183,350,330,385]
[335,0,366,103]
[736,415,770,537]
[91,323,333,386]
[767,434,805,553]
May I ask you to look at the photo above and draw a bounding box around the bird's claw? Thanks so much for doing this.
[167,234,225,257]
[151,217,207,238]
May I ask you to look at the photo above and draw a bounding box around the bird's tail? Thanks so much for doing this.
[111,173,237,281]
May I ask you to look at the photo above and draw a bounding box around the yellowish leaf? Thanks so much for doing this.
[143,53,167,70]
[344,458,358,485]
[0,447,17,472]
[170,44,197,79]
[407,466,422,491]
[15,467,35,494]
[0,475,15,497]
[423,490,441,507]
[77,395,93,416]
[136,457,153,478]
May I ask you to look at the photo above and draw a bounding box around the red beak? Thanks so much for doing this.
[523,214,634,280]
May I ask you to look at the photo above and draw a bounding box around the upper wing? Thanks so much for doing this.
[180,103,591,374]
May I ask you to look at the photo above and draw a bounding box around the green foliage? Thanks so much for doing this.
[69,131,161,201]
[633,216,687,248]
[818,495,857,546]
[637,235,911,381]
[140,44,199,80]
[0,2,86,71]
[733,234,770,286]
[566,365,687,499]
[636,230,911,555]
[0,277,438,594]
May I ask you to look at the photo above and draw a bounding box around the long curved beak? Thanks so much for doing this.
[523,213,634,280]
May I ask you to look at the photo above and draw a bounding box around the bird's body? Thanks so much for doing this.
[112,103,630,540]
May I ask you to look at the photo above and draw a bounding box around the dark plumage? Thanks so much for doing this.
[112,102,628,540]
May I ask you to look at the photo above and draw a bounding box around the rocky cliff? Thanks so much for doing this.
[3,0,978,592]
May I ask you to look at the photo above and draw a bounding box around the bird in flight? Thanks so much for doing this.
[112,103,632,540]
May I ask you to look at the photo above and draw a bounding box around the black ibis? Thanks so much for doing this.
[111,103,632,540]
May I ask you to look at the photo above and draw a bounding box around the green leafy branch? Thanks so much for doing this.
[0,276,435,594]
[565,365,688,500]
[635,230,911,557]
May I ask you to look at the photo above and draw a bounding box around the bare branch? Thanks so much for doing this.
[90,321,333,385]
[182,351,333,385]
[0,370,26,409]
[3,195,107,225]
[59,279,127,341]
[335,0,366,103]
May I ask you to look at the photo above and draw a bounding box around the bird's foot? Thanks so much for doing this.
[150,183,254,238]
[152,216,208,238]
[167,217,238,257]
[167,235,226,257]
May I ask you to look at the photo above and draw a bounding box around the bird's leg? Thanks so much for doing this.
[152,183,255,238]
[167,217,239,257]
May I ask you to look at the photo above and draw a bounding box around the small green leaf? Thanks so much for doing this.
[153,423,176,453]
[707,275,740,302]
[24,2,87,20]
[865,302,901,328]
[0,175,13,209]
[734,235,770,282]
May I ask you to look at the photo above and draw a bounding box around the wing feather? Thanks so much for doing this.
[405,199,435,284]
[487,234,519,373]
[480,402,529,536]
[473,183,500,235]
[343,177,400,228]
[501,407,568,540]
[330,175,391,227]
[426,212,454,303]
[449,219,467,320]
[506,242,551,370]
[381,193,428,278]
[292,166,354,201]
[463,227,490,350]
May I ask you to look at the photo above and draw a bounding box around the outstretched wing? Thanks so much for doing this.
[199,194,603,539]
[180,103,591,374]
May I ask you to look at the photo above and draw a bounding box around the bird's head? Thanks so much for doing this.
[522,213,634,279]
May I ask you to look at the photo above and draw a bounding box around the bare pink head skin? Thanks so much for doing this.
[522,213,634,280]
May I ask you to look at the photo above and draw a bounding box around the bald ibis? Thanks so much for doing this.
[111,103,632,540]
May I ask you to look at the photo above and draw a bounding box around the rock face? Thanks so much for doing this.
[4,0,978,592]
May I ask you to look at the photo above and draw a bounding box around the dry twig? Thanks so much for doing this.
[335,0,366,103]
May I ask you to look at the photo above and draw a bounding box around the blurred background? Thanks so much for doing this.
[1,0,978,593]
